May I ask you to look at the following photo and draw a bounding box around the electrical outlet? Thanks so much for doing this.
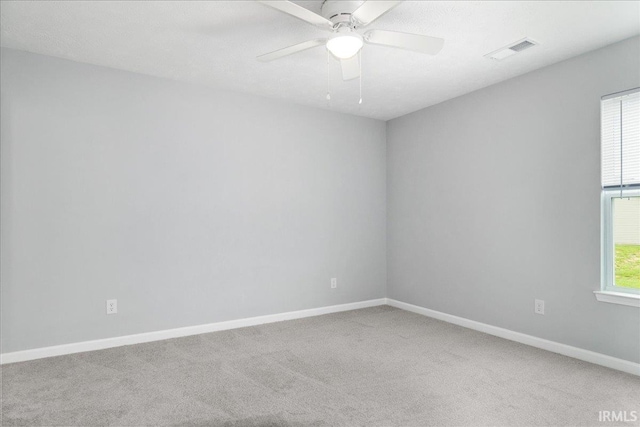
[331,278,337,289]
[534,299,545,315]
[106,299,117,315]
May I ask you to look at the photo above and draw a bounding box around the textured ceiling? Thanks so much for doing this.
[1,1,639,120]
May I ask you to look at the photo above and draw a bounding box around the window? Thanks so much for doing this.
[598,88,640,306]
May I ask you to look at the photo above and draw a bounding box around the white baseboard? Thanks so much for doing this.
[4,297,638,376]
[387,298,640,376]
[0,298,387,365]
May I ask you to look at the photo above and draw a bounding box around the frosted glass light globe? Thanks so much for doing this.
[327,33,363,59]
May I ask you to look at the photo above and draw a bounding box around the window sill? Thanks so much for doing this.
[594,291,640,308]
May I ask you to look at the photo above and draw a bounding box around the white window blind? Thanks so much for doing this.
[601,88,640,188]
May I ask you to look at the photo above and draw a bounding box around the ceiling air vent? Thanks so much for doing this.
[485,38,537,60]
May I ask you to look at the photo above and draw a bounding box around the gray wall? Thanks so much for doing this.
[0,48,387,353]
[3,37,639,363]
[387,36,640,363]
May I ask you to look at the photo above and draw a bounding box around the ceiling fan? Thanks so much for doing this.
[257,0,444,81]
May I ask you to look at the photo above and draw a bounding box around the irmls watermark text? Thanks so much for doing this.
[599,411,638,423]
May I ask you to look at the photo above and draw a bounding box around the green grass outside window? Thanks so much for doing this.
[615,245,640,289]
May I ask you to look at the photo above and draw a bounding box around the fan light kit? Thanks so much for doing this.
[327,31,363,59]
[258,0,445,103]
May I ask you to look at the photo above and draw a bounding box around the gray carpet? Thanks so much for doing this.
[2,306,639,426]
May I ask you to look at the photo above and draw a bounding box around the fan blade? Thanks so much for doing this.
[364,30,444,55]
[257,39,327,62]
[352,1,402,27]
[341,56,360,81]
[259,1,334,30]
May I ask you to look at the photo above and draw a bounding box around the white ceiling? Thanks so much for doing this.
[1,1,639,120]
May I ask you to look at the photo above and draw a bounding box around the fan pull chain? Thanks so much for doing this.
[358,50,363,105]
[326,49,331,102]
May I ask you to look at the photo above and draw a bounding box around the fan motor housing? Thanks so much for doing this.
[321,0,365,26]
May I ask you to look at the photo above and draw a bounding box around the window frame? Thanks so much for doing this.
[597,87,640,307]
[601,187,640,296]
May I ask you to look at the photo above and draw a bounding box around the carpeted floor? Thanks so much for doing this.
[2,306,639,426]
